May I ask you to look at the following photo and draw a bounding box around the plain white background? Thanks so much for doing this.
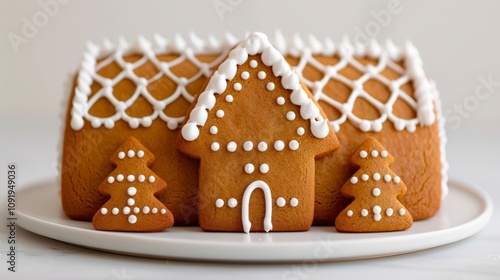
[1,0,499,279]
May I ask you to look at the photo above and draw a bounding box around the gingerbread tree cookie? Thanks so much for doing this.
[92,137,174,232]
[335,137,413,232]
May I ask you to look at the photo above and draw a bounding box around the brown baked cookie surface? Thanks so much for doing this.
[177,33,339,233]
[92,136,174,232]
[335,137,413,232]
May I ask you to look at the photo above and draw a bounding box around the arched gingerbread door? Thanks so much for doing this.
[241,180,273,233]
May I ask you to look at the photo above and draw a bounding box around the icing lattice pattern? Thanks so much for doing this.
[70,33,435,133]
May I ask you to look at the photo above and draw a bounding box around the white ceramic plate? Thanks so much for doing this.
[17,179,492,262]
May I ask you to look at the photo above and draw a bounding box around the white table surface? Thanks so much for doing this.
[1,1,500,279]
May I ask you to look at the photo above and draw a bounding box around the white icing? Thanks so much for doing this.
[161,209,167,214]
[127,175,135,182]
[274,140,285,151]
[346,210,353,217]
[138,175,145,182]
[242,180,273,233]
[118,152,125,159]
[384,174,392,182]
[127,150,135,158]
[211,142,220,151]
[399,208,406,216]
[228,198,238,208]
[276,197,286,207]
[373,173,381,181]
[350,177,358,184]
[296,127,305,136]
[371,150,379,157]
[227,141,237,152]
[233,83,242,91]
[127,187,137,196]
[123,206,130,215]
[266,82,275,91]
[243,141,253,151]
[116,174,124,182]
[107,176,114,184]
[361,209,368,217]
[259,163,269,174]
[244,163,255,174]
[128,215,137,224]
[210,126,218,134]
[374,214,382,222]
[394,176,401,183]
[250,60,258,68]
[133,207,140,214]
[241,71,250,80]
[359,150,368,158]
[127,198,135,206]
[386,208,393,217]
[286,111,296,121]
[215,199,224,208]
[112,207,119,215]
[216,110,225,118]
[258,142,268,152]
[372,188,381,196]
[148,176,155,183]
[361,174,369,181]
[289,140,299,151]
[276,97,285,105]
[380,150,388,158]
[290,198,298,207]
[143,206,150,214]
[152,207,158,214]
[225,95,234,102]
[258,71,266,79]
[373,205,382,214]
[100,208,108,215]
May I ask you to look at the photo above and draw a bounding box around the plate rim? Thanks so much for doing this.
[16,178,493,262]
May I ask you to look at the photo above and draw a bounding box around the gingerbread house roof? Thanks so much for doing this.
[180,32,330,142]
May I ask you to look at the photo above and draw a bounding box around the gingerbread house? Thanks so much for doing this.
[177,33,339,232]
[61,31,447,227]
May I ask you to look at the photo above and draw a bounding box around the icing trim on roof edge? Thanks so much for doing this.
[181,32,330,141]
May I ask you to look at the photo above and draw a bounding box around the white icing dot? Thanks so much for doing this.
[148,176,155,183]
[127,150,135,158]
[127,187,137,196]
[128,215,137,224]
[243,141,253,151]
[374,214,382,222]
[394,176,401,183]
[276,197,286,207]
[371,150,379,157]
[216,110,225,118]
[225,95,234,102]
[143,206,150,214]
[258,71,266,79]
[258,142,268,152]
[108,176,115,184]
[286,111,296,121]
[360,150,368,158]
[347,210,353,217]
[350,177,358,184]
[127,198,135,206]
[372,188,381,196]
[381,150,388,158]
[137,150,144,158]
[160,209,167,214]
[399,208,406,216]
[384,174,392,182]
[244,163,254,174]
[117,174,124,182]
[133,207,140,214]
[361,209,368,217]
[210,126,218,134]
[276,97,285,105]
[290,198,299,207]
[361,174,369,181]
[100,208,108,215]
[123,207,130,215]
[386,208,393,217]
[228,198,237,208]
[267,82,275,91]
[274,140,285,151]
[296,127,305,136]
[211,142,220,151]
[373,173,381,181]
[227,141,237,152]
[127,175,135,182]
[373,205,382,214]
[138,175,145,182]
[112,208,119,215]
[289,140,299,151]
[118,152,125,159]
[215,198,224,208]
[152,207,158,214]
[241,71,250,80]
[250,60,258,68]
[259,163,269,174]
[233,83,242,91]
